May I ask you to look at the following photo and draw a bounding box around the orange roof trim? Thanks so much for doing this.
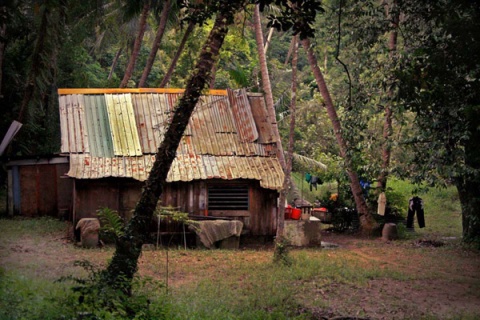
[58,88,228,95]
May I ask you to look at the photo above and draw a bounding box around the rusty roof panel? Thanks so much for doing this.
[228,88,258,142]
[59,88,284,190]
[68,154,284,190]
[59,94,89,153]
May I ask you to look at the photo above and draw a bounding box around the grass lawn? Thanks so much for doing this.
[0,181,479,319]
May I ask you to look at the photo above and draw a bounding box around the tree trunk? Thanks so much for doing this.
[456,105,480,246]
[0,7,6,98]
[253,4,286,170]
[108,47,123,80]
[377,0,399,192]
[138,0,171,87]
[18,5,49,122]
[159,21,195,88]
[209,63,216,88]
[119,2,149,88]
[264,27,274,54]
[277,35,299,243]
[302,38,378,235]
[456,180,480,246]
[103,3,242,293]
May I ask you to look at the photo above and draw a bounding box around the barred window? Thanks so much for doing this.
[208,185,249,210]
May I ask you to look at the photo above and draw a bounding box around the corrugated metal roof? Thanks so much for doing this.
[58,88,284,190]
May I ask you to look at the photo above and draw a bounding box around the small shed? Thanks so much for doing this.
[58,88,285,237]
[6,156,73,218]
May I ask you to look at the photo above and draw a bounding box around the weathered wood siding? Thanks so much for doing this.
[74,178,278,236]
[8,162,72,218]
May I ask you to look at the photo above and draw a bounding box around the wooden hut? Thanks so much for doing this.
[58,88,284,237]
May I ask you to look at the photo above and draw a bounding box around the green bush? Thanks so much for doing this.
[58,260,169,319]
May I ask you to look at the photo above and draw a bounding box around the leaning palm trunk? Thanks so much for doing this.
[276,35,299,247]
[138,0,171,87]
[159,21,195,88]
[253,4,286,169]
[120,2,149,88]
[103,2,244,294]
[302,38,378,235]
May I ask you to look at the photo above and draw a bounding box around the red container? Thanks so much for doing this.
[291,208,301,220]
[285,206,292,219]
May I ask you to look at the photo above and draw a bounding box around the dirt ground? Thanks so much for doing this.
[302,231,480,319]
[1,223,480,320]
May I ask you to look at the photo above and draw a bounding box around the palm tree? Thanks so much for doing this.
[159,20,195,87]
[138,0,172,87]
[302,38,378,235]
[276,35,299,245]
[253,4,286,169]
[377,0,399,192]
[119,1,150,88]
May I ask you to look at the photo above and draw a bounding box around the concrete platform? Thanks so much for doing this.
[284,219,322,247]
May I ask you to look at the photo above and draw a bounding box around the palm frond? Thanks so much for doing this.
[291,153,327,171]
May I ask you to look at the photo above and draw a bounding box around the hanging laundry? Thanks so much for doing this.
[377,192,387,216]
[305,173,312,183]
[309,176,322,191]
[407,196,425,230]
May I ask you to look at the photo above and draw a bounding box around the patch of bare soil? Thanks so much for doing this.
[302,231,480,319]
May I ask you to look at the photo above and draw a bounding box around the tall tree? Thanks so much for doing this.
[302,38,378,234]
[398,0,480,245]
[138,0,171,87]
[376,0,399,192]
[277,35,299,245]
[159,21,195,87]
[253,4,286,169]
[119,1,149,88]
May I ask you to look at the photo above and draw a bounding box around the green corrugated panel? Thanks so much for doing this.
[84,95,114,157]
[104,93,142,156]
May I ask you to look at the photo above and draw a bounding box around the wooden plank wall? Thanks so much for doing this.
[74,178,278,236]
[17,163,73,218]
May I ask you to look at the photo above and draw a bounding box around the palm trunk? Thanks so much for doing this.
[104,3,243,293]
[302,38,378,235]
[277,35,299,243]
[264,27,274,54]
[18,5,49,122]
[0,8,6,98]
[119,2,149,88]
[254,4,286,169]
[377,0,399,192]
[138,0,171,87]
[159,21,194,88]
[108,47,123,80]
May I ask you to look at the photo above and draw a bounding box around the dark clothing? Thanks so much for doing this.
[309,176,322,191]
[407,196,425,229]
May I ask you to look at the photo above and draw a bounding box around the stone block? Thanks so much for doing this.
[76,218,100,248]
[285,220,322,247]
